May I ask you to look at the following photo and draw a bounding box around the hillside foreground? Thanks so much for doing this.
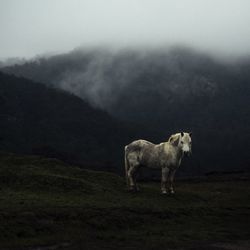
[0,152,250,250]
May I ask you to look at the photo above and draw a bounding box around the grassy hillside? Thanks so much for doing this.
[0,152,250,249]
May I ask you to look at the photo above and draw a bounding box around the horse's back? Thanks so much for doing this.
[125,139,155,153]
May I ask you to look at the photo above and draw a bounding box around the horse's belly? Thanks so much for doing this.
[145,163,162,169]
[141,156,163,169]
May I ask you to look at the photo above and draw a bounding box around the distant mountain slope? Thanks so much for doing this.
[0,72,143,172]
[2,47,249,112]
[2,47,250,174]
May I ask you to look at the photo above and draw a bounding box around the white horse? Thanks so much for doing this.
[124,132,192,194]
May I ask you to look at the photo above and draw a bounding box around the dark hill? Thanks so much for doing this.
[0,71,144,172]
[2,47,250,174]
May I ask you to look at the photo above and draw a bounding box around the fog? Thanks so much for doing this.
[1,0,250,59]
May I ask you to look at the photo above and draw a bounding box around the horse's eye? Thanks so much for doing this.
[181,141,183,144]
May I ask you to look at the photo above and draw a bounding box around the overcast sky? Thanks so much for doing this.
[1,0,250,59]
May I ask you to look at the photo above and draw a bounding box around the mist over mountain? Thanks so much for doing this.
[2,47,250,175]
[1,47,244,109]
[0,57,26,68]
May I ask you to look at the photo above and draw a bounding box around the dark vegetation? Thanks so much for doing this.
[0,72,149,173]
[2,47,250,175]
[0,151,250,249]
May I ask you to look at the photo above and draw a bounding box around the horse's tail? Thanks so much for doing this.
[124,146,129,187]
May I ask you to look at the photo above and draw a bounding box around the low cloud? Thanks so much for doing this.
[1,0,250,58]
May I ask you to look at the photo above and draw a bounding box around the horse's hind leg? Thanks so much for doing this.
[127,164,139,192]
[133,168,140,191]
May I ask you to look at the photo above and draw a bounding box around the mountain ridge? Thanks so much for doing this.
[1,47,250,174]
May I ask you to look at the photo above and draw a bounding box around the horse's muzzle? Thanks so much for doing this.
[184,151,191,157]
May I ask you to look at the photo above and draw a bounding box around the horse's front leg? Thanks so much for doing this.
[169,169,176,194]
[161,167,170,194]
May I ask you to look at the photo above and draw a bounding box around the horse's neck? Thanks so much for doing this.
[163,142,183,160]
[176,147,183,159]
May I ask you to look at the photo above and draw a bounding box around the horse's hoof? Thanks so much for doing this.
[128,186,138,193]
[161,190,168,195]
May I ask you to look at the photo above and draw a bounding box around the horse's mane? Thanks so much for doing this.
[168,133,180,143]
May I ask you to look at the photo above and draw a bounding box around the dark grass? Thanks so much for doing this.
[0,151,250,249]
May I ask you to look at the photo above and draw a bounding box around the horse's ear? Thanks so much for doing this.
[181,132,184,137]
[189,132,192,137]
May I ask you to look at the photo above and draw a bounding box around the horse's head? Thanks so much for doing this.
[169,132,192,156]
